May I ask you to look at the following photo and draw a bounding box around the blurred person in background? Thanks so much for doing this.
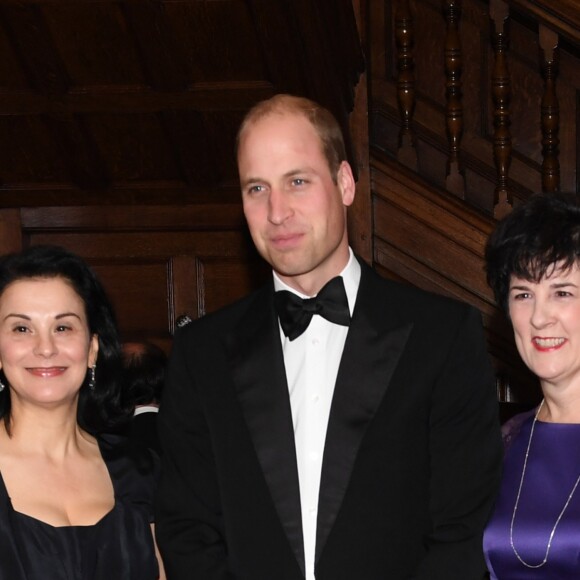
[122,341,167,456]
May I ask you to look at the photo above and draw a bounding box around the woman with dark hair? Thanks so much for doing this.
[483,192,580,578]
[0,245,165,579]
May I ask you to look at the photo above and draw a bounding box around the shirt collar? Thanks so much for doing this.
[133,405,160,417]
[272,248,361,316]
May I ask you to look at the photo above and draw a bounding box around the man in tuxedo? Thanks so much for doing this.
[122,341,167,456]
[156,94,502,579]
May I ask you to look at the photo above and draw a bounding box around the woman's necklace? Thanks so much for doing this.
[510,399,580,568]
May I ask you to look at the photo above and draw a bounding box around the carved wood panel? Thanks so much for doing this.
[2,205,269,354]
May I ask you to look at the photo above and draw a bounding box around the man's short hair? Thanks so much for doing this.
[236,94,347,182]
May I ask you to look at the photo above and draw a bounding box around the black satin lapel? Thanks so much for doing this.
[315,313,413,563]
[226,298,305,576]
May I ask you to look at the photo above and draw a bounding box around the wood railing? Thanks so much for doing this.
[367,0,579,406]
[376,0,579,218]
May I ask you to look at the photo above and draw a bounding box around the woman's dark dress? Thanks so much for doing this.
[0,434,159,579]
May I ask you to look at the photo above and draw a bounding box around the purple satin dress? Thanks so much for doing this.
[484,411,580,578]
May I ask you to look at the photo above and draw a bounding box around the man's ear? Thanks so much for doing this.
[337,161,356,207]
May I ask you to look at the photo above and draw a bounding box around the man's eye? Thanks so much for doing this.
[247,185,265,194]
[292,178,306,186]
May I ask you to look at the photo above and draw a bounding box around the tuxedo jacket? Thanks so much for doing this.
[156,261,502,579]
[128,410,162,457]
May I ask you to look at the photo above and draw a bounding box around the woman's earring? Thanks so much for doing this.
[88,365,96,391]
[0,377,4,392]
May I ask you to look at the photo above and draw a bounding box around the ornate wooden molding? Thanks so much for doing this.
[395,0,418,170]
[508,0,580,46]
[443,0,465,197]
[490,0,512,218]
[539,25,560,193]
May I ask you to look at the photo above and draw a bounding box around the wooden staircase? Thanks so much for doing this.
[360,0,580,407]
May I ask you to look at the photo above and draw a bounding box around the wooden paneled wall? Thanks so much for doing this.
[0,205,269,354]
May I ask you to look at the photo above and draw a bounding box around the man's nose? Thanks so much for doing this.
[268,188,293,225]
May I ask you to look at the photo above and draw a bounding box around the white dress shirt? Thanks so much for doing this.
[273,249,361,580]
[132,404,159,417]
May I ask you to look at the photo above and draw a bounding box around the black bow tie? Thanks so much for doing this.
[274,276,351,341]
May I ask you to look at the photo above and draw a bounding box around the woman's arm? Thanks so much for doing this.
[151,524,167,580]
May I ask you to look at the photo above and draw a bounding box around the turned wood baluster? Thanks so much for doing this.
[539,26,560,193]
[490,0,512,218]
[443,0,465,197]
[395,0,417,170]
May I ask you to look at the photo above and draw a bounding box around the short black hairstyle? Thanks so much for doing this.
[0,244,124,433]
[485,192,580,314]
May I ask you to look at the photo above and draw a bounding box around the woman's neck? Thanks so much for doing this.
[1,404,91,460]
[538,386,580,423]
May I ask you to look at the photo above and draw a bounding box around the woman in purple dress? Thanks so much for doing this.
[484,192,580,578]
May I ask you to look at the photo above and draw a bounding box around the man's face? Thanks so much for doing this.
[238,112,355,296]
